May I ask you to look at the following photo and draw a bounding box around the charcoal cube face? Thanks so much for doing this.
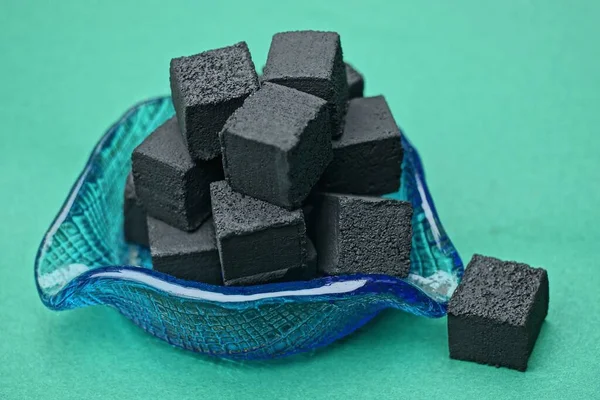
[290,238,318,280]
[319,96,402,195]
[148,217,222,285]
[124,171,149,247]
[170,42,260,160]
[210,181,307,286]
[226,243,317,285]
[345,63,364,99]
[221,238,316,285]
[314,193,412,278]
[220,83,332,209]
[132,117,224,232]
[447,254,549,371]
[262,31,348,138]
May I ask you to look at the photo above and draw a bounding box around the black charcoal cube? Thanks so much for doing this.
[220,83,331,209]
[132,117,223,232]
[226,242,316,285]
[262,31,348,138]
[448,254,549,371]
[272,238,318,283]
[124,171,149,247]
[345,63,364,99]
[258,238,318,284]
[170,42,259,160]
[314,193,412,278]
[210,181,307,286]
[318,96,402,195]
[148,216,222,285]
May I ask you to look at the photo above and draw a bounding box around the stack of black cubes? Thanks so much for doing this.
[124,31,413,286]
[123,31,551,373]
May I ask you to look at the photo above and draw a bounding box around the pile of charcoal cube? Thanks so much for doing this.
[123,30,551,372]
[124,31,413,286]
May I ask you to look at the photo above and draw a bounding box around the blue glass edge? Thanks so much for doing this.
[46,266,446,314]
[401,134,464,280]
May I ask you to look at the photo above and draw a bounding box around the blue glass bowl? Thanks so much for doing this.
[35,97,463,360]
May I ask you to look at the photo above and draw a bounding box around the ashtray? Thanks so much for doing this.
[35,97,463,360]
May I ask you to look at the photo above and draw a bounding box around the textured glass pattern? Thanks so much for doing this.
[35,97,463,360]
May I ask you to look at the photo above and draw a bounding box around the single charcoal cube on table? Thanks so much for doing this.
[132,117,223,232]
[345,62,364,99]
[314,193,412,278]
[210,181,308,286]
[262,31,348,139]
[123,171,149,247]
[170,42,260,160]
[148,216,222,285]
[448,254,549,371]
[220,83,331,210]
[319,95,403,195]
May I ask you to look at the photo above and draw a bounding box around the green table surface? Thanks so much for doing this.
[2,1,599,399]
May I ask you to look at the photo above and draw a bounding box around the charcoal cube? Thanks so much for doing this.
[132,117,223,232]
[448,254,549,371]
[272,238,318,283]
[345,63,364,99]
[318,96,402,195]
[148,216,222,285]
[314,193,412,278]
[220,83,331,209]
[170,42,259,160]
[124,171,149,247]
[227,239,317,285]
[261,238,318,284]
[210,181,307,286]
[262,31,348,138]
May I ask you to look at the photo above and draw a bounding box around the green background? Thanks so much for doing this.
[1,1,599,399]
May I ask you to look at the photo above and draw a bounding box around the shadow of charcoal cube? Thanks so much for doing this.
[132,117,223,232]
[448,254,549,371]
[170,42,259,160]
[345,62,364,99]
[124,171,149,247]
[262,31,348,139]
[220,83,332,210]
[210,181,308,286]
[319,95,402,195]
